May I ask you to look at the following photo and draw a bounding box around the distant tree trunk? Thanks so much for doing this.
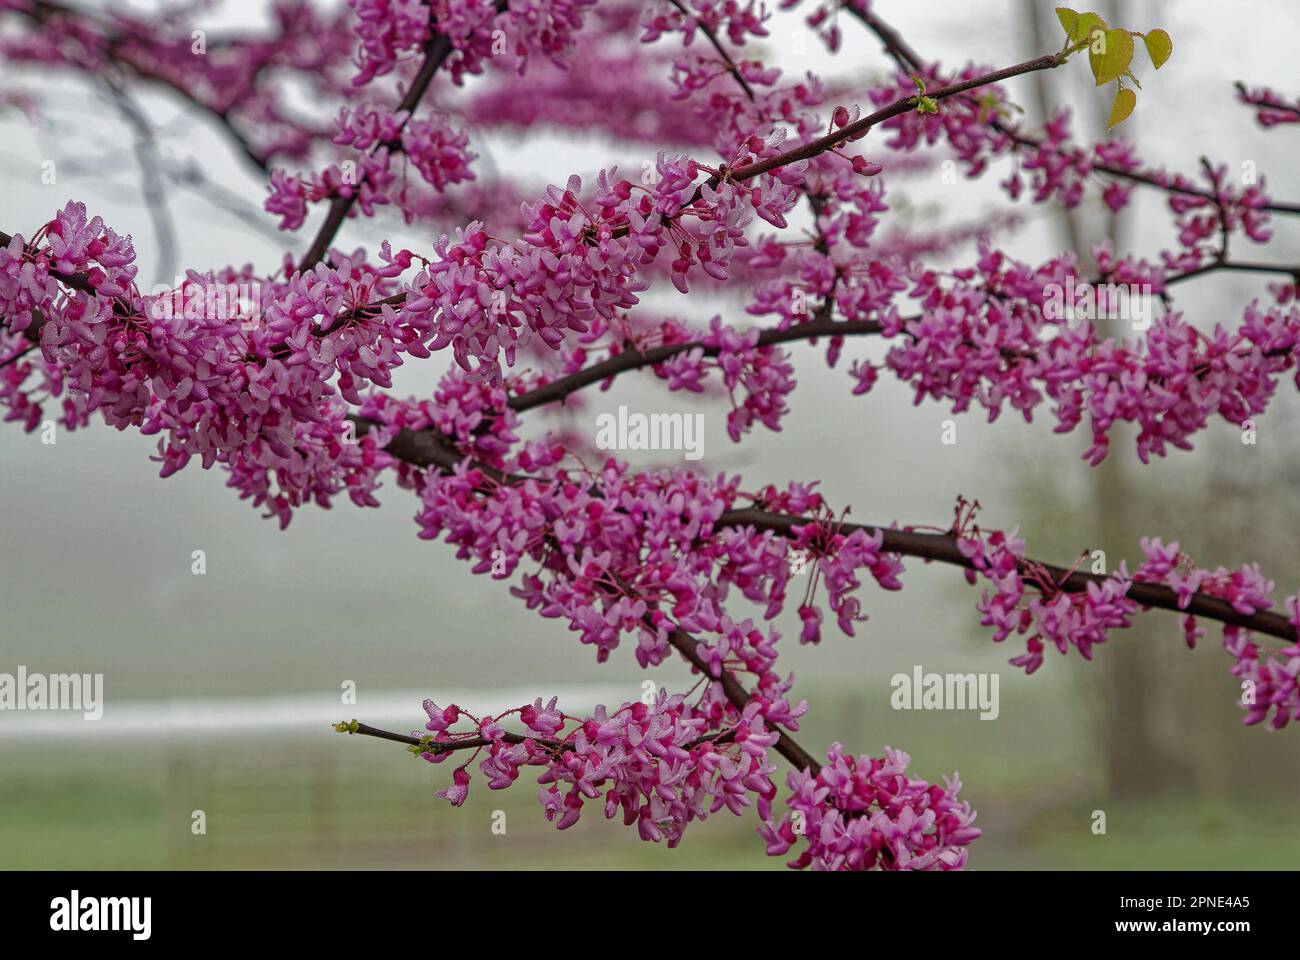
[1024,0,1189,797]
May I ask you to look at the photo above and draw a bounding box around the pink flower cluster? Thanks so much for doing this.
[1226,629,1300,730]
[827,243,1300,466]
[410,378,904,683]
[1139,538,1300,730]
[265,103,475,230]
[656,316,796,441]
[268,0,600,237]
[350,0,600,87]
[959,525,1300,728]
[386,148,800,375]
[959,527,1139,673]
[349,0,434,86]
[1236,82,1300,129]
[418,692,781,846]
[0,203,423,526]
[402,115,476,192]
[641,0,771,50]
[760,744,980,870]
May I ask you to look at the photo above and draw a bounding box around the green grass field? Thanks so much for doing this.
[4,684,1296,870]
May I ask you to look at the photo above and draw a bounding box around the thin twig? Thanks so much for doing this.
[103,75,178,285]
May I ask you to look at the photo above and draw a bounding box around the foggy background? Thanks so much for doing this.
[2,0,1298,868]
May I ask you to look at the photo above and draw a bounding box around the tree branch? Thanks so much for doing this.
[506,253,1298,415]
[842,4,1300,217]
[347,413,1299,646]
[718,509,1297,643]
[716,53,1068,189]
[509,317,883,412]
[338,717,739,757]
[296,0,510,271]
[103,75,178,285]
[666,0,754,99]
[657,612,821,771]
[13,0,272,173]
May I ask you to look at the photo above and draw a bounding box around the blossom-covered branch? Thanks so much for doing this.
[4,0,1300,871]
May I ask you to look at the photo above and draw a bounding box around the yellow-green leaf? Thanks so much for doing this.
[1055,7,1081,38]
[1073,12,1107,45]
[1107,87,1137,129]
[1090,28,1134,85]
[1143,28,1173,69]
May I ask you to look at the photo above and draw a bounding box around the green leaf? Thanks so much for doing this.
[1090,28,1134,85]
[1055,7,1081,38]
[1143,28,1173,69]
[1073,12,1107,45]
[1107,87,1137,129]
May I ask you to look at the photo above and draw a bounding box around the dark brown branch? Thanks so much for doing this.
[296,32,454,271]
[1166,259,1300,286]
[719,509,1297,642]
[509,317,883,412]
[297,0,510,271]
[337,720,561,753]
[666,0,754,99]
[724,53,1068,187]
[355,420,1298,643]
[15,0,271,173]
[1234,81,1300,122]
[338,718,738,756]
[850,3,926,74]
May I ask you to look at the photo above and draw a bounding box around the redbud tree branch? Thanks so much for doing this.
[667,0,754,99]
[337,718,739,758]
[11,221,1290,655]
[4,30,1295,795]
[296,0,510,271]
[509,316,884,412]
[505,252,1298,416]
[692,52,1070,197]
[12,0,272,173]
[354,417,1298,645]
[718,510,1296,642]
[492,16,1298,418]
[843,3,1300,217]
[657,611,821,771]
